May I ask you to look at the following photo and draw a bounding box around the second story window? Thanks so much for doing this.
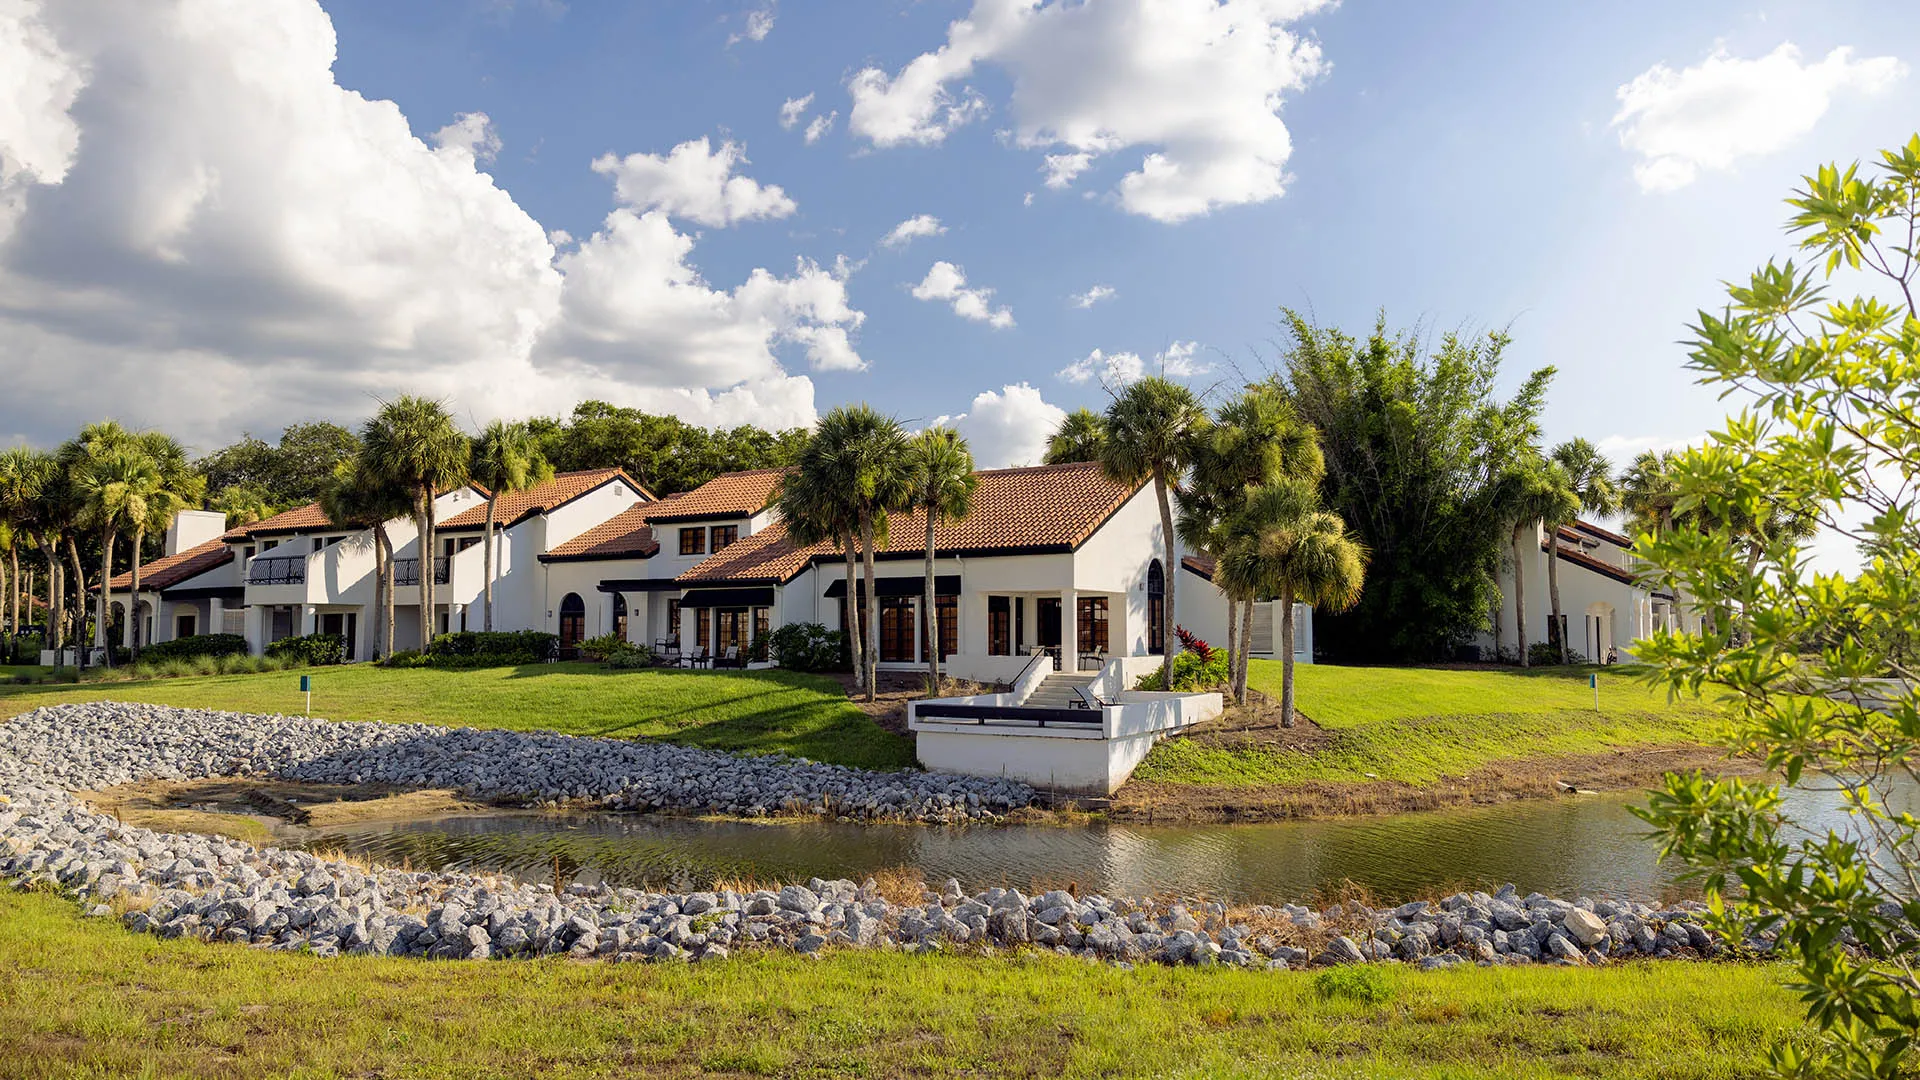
[679,527,706,556]
[710,524,739,552]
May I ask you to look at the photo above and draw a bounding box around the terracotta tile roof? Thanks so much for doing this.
[1572,520,1633,548]
[230,502,336,537]
[438,468,648,531]
[106,538,233,592]
[1181,553,1216,580]
[642,469,787,523]
[541,502,663,561]
[680,461,1142,584]
[1543,538,1638,586]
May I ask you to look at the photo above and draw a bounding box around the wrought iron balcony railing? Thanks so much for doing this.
[246,555,307,586]
[393,557,451,587]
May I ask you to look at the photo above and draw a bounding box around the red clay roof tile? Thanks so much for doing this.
[106,538,233,592]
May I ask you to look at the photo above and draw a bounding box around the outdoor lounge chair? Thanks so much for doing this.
[714,645,742,669]
[682,647,712,669]
[1069,683,1111,710]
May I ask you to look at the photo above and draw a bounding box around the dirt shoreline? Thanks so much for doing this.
[1106,743,1766,824]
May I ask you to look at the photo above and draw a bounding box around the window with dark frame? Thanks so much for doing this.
[936,594,958,658]
[679,527,706,556]
[753,606,770,644]
[666,599,681,646]
[710,524,739,551]
[987,595,1010,655]
[696,607,712,652]
[1147,559,1166,654]
[1077,595,1109,656]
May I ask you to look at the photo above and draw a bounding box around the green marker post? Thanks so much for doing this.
[300,673,312,716]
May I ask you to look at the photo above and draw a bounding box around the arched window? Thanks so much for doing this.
[612,593,628,642]
[1146,559,1165,655]
[558,593,586,652]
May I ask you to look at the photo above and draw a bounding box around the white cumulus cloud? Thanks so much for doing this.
[847,0,1332,222]
[728,4,775,46]
[804,111,836,144]
[911,260,1013,328]
[0,0,856,446]
[1612,43,1906,192]
[431,111,502,165]
[591,137,796,227]
[1070,283,1114,308]
[941,383,1066,468]
[880,213,946,249]
[778,93,813,130]
[1058,340,1204,385]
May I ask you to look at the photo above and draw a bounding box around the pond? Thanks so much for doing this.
[288,775,1914,905]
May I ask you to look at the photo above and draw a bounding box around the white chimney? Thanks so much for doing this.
[166,510,227,556]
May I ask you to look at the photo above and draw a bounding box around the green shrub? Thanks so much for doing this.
[425,630,556,666]
[1313,966,1394,1005]
[5,634,45,664]
[1133,648,1230,692]
[380,650,430,669]
[265,633,344,666]
[1527,641,1583,666]
[767,623,847,673]
[748,633,770,664]
[137,633,249,664]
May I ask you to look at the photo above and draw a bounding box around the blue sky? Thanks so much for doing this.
[1,0,1916,472]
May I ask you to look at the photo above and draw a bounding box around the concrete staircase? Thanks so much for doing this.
[1023,671,1097,708]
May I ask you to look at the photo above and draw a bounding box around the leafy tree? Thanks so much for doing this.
[1102,377,1208,688]
[1275,311,1553,662]
[207,483,275,526]
[125,432,204,658]
[72,436,160,663]
[904,428,977,690]
[195,422,359,508]
[773,454,865,686]
[321,456,412,659]
[532,401,808,495]
[471,421,553,632]
[1043,408,1109,465]
[361,398,469,649]
[1491,455,1578,667]
[810,405,910,701]
[1,449,62,650]
[1634,133,1920,1080]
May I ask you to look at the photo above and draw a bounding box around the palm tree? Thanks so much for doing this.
[2,448,60,654]
[1101,377,1207,688]
[773,461,865,687]
[1494,458,1579,667]
[73,443,160,664]
[321,456,412,659]
[1220,486,1366,726]
[208,483,274,527]
[362,397,469,649]
[1621,450,1681,538]
[471,420,553,631]
[1179,386,1324,702]
[808,406,911,701]
[0,448,46,650]
[1542,439,1620,663]
[1044,408,1108,465]
[904,428,977,691]
[125,432,204,659]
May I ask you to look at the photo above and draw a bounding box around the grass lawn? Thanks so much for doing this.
[1132,661,1733,789]
[0,663,916,771]
[0,889,1802,1080]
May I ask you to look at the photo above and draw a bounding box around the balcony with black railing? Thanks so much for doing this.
[245,555,307,586]
[393,557,451,587]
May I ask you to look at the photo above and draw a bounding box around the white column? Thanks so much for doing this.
[209,597,225,638]
[1061,587,1078,673]
[122,598,135,647]
[678,603,694,652]
[450,602,465,634]
[244,604,266,655]
[299,604,316,637]
[604,593,618,639]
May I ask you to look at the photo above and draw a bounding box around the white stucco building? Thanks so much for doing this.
[104,461,1313,673]
[1484,519,1690,663]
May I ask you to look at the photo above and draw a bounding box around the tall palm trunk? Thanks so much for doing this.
[859,511,879,702]
[1154,470,1177,688]
[414,492,433,649]
[1236,598,1254,704]
[376,523,396,660]
[1280,586,1298,728]
[5,545,16,646]
[1546,525,1565,664]
[129,526,146,659]
[1224,598,1239,702]
[67,535,87,667]
[1512,525,1530,668]
[38,531,60,652]
[842,533,864,690]
[482,496,498,632]
[923,514,939,692]
[95,526,115,664]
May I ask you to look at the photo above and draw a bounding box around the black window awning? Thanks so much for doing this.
[596,579,687,593]
[824,574,960,599]
[679,586,776,608]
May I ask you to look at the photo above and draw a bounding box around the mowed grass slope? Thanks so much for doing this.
[0,889,1800,1080]
[0,663,915,771]
[1133,661,1733,788]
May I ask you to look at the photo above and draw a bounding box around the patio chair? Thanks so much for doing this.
[1069,683,1112,711]
[714,645,742,669]
[682,647,712,669]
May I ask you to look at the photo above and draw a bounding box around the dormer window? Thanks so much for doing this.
[711,524,739,552]
[679,527,706,556]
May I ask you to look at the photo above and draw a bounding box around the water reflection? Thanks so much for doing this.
[291,777,1912,906]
